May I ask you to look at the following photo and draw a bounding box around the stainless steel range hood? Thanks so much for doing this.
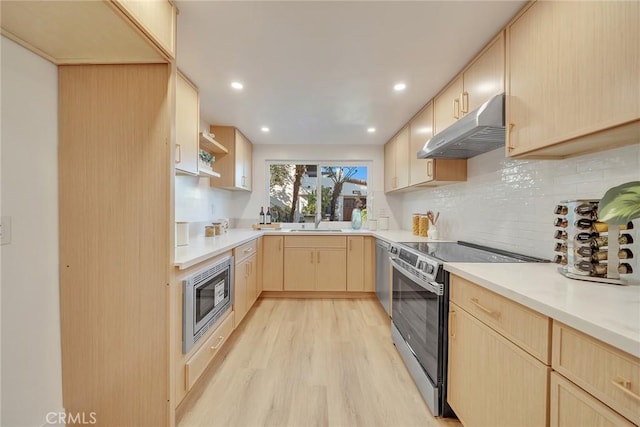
[417,93,505,159]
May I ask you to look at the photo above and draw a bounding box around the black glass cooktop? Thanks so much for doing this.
[399,241,548,264]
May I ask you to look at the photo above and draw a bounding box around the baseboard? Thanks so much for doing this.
[260,291,375,299]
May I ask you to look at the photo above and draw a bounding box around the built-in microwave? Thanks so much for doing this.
[183,256,233,353]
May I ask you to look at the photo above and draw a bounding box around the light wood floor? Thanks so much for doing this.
[177,297,461,427]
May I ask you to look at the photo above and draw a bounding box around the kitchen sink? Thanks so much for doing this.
[289,229,343,232]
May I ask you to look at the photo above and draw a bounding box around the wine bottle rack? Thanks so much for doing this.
[554,199,634,285]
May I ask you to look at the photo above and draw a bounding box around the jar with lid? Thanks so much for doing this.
[412,214,421,235]
[419,215,429,237]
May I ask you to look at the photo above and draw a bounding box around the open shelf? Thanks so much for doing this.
[198,163,221,178]
[199,132,228,155]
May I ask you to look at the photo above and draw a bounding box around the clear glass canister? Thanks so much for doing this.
[205,225,214,237]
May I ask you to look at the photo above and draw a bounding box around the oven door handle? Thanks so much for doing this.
[390,258,443,296]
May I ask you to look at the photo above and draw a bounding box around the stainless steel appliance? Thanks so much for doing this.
[375,239,391,315]
[417,93,505,159]
[390,241,546,417]
[183,256,234,353]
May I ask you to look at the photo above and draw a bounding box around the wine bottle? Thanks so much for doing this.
[266,207,272,224]
[259,206,265,224]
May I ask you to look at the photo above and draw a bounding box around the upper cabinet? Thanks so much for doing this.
[175,72,199,175]
[506,1,639,158]
[434,32,505,135]
[112,0,176,59]
[0,0,175,64]
[209,126,253,191]
[409,102,467,187]
[384,126,410,193]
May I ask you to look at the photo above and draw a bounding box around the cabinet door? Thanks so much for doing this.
[246,254,257,308]
[113,0,176,58]
[175,72,199,175]
[384,138,396,192]
[447,303,549,427]
[316,249,346,291]
[234,260,248,326]
[507,1,639,157]
[462,32,504,115]
[394,126,410,189]
[346,236,364,291]
[550,372,635,427]
[263,236,284,291]
[256,237,263,296]
[234,129,245,189]
[363,237,375,292]
[434,75,463,134]
[243,135,253,191]
[284,248,316,291]
[409,102,434,186]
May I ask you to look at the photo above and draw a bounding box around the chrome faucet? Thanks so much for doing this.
[315,212,322,229]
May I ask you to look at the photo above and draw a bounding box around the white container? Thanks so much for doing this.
[176,222,189,246]
[378,216,389,230]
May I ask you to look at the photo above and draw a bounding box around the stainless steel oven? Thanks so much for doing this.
[390,245,452,417]
[390,241,546,417]
[183,256,233,353]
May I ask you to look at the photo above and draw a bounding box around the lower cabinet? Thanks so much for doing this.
[263,236,284,290]
[448,302,550,427]
[550,372,635,427]
[346,236,375,291]
[283,236,346,291]
[234,239,258,327]
[184,312,234,390]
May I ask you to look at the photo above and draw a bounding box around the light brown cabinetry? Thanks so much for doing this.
[447,275,550,427]
[113,0,176,58]
[234,240,258,326]
[210,126,253,191]
[506,1,640,158]
[384,126,410,193]
[552,321,640,425]
[283,236,346,291]
[175,72,199,175]
[59,64,172,426]
[184,312,234,391]
[550,372,635,427]
[434,32,504,135]
[346,236,375,292]
[0,0,175,64]
[263,236,284,291]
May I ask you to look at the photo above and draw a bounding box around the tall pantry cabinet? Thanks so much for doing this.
[1,1,178,425]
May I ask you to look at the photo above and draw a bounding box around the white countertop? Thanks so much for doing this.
[445,262,640,358]
[175,228,444,269]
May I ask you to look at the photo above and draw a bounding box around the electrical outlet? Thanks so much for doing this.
[1,216,11,245]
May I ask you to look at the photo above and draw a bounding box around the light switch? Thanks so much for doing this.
[1,216,11,245]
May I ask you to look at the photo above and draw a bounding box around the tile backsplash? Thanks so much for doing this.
[401,143,640,283]
[175,175,234,237]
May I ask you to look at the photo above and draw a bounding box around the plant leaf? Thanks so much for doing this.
[598,181,640,225]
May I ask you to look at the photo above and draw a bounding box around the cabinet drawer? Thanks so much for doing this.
[552,322,640,424]
[284,235,346,248]
[550,372,635,427]
[185,312,234,390]
[450,275,551,364]
[234,239,257,263]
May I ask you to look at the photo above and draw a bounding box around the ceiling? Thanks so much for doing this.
[175,1,526,146]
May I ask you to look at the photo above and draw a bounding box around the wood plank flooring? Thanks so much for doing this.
[177,297,461,427]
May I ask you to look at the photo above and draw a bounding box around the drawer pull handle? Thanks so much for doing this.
[471,298,500,318]
[210,336,224,351]
[244,247,253,253]
[449,310,456,339]
[612,377,640,401]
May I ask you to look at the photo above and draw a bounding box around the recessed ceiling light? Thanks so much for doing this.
[367,127,376,133]
[231,81,243,90]
[393,82,407,92]
[261,127,270,132]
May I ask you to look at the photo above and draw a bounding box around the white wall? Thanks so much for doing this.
[175,175,235,237]
[232,143,399,228]
[1,36,63,426]
[401,143,640,282]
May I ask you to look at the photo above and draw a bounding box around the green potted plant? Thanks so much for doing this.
[598,181,640,224]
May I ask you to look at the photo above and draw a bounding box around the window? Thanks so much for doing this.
[268,163,368,223]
